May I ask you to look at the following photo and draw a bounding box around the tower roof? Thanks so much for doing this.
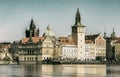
[72,8,85,27]
[30,19,36,30]
[75,8,81,25]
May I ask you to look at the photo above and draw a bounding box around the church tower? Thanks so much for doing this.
[72,8,85,60]
[25,19,39,38]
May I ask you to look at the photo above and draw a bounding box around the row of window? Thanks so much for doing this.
[24,57,37,61]
[19,50,40,55]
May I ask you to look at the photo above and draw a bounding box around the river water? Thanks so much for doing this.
[0,64,119,77]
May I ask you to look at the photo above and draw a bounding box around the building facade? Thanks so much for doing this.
[85,34,106,61]
[42,25,55,60]
[10,20,56,63]
[114,41,120,60]
[56,37,77,60]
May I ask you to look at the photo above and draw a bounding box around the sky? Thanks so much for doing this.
[0,0,120,42]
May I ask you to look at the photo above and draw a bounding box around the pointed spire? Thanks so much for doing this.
[30,19,36,30]
[75,8,81,25]
[111,27,116,38]
[104,27,106,38]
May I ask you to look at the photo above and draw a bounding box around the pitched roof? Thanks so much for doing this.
[85,34,100,43]
[57,37,75,45]
[22,36,45,44]
[114,37,120,43]
[85,40,93,44]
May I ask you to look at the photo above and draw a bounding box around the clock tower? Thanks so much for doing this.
[72,8,85,60]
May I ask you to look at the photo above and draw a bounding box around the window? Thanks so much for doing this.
[27,57,29,61]
[47,50,49,54]
[32,57,34,61]
[30,57,31,61]
[44,57,45,60]
[24,57,26,61]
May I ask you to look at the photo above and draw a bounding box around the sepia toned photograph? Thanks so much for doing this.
[0,0,120,77]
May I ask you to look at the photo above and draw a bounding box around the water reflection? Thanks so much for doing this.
[0,64,107,77]
[107,65,120,77]
[23,64,42,77]
[24,65,106,77]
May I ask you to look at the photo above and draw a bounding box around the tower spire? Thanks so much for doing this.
[30,19,36,30]
[111,28,116,38]
[75,8,81,25]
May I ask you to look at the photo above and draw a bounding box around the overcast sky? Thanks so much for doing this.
[0,0,120,42]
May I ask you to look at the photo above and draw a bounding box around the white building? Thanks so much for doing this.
[56,37,76,60]
[61,45,77,60]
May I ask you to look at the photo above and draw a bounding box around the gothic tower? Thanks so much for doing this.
[71,8,85,60]
[25,19,39,38]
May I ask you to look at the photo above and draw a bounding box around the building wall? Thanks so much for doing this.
[61,45,77,59]
[77,27,85,60]
[95,34,106,60]
[85,43,96,60]
[89,44,96,60]
[115,43,120,59]
[19,55,42,62]
[42,37,54,60]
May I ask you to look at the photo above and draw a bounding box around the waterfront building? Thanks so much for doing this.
[105,28,120,61]
[42,26,55,60]
[85,34,106,60]
[56,37,77,60]
[10,20,56,63]
[18,19,42,62]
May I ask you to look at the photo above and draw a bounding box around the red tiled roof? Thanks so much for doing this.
[22,36,46,44]
[57,37,75,45]
[85,40,93,44]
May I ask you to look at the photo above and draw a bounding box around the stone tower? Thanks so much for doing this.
[25,19,39,38]
[72,8,85,60]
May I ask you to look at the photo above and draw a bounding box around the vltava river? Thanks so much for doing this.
[0,64,119,77]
